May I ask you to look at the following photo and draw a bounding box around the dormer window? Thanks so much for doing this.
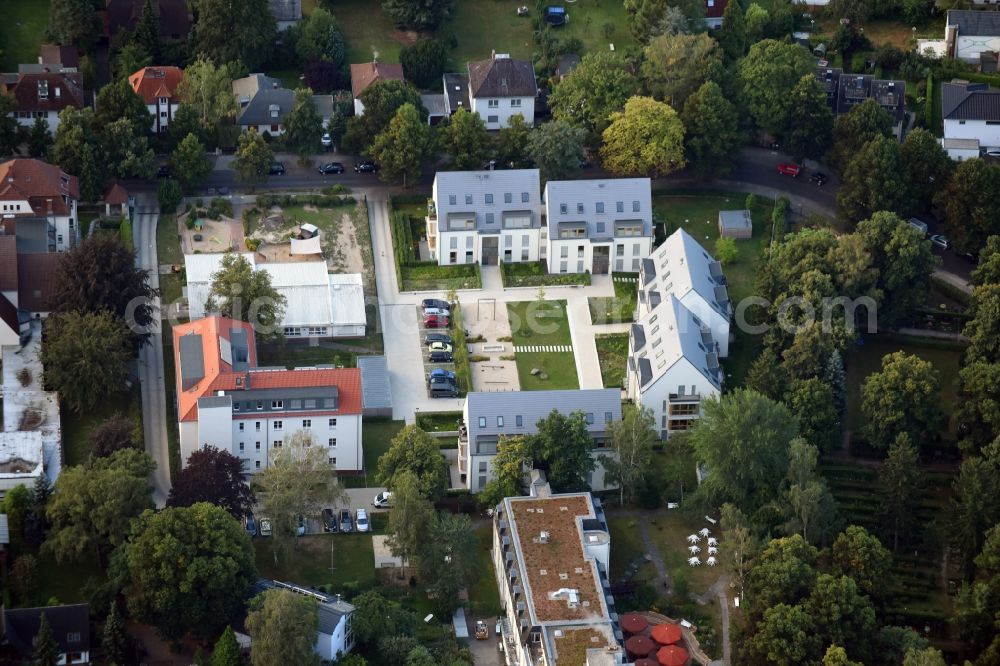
[269,104,280,119]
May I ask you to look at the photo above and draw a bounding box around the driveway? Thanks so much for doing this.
[466,617,504,666]
[133,199,172,507]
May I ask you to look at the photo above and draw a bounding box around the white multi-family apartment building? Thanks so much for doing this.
[0,158,80,252]
[173,316,363,474]
[543,178,654,274]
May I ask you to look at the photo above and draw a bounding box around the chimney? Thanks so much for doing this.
[491,49,496,59]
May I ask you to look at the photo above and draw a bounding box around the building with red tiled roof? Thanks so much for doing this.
[350,61,405,116]
[173,315,364,474]
[705,0,728,28]
[4,71,86,133]
[128,66,183,133]
[0,158,81,253]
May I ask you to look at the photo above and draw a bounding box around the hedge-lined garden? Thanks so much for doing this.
[500,261,591,288]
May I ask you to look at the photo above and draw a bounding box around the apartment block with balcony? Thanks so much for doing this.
[173,316,363,474]
[542,179,653,275]
[492,472,623,666]
[426,169,542,266]
[0,158,80,253]
[460,389,621,493]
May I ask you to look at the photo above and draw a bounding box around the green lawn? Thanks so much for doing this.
[159,273,184,308]
[269,68,306,90]
[513,351,580,390]
[844,335,964,439]
[400,262,481,291]
[361,418,404,480]
[256,343,358,369]
[61,390,142,467]
[449,1,534,65]
[555,0,638,57]
[415,411,463,432]
[324,0,409,65]
[588,273,638,324]
[653,189,775,304]
[467,522,503,618]
[595,333,628,389]
[253,533,376,589]
[606,515,650,582]
[0,0,50,72]
[507,300,573,346]
[501,261,591,288]
[156,214,183,265]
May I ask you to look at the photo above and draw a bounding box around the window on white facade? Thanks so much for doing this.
[511,98,522,108]
[329,457,337,466]
[560,246,568,258]
[256,461,261,469]
[486,213,494,224]
[516,415,523,426]
[255,422,261,431]
[239,442,245,451]
[633,200,641,212]
[303,419,312,428]
[485,193,494,204]
[479,417,487,428]
[559,203,567,214]
[488,115,498,123]
[329,438,337,447]
[497,416,504,427]
[274,421,282,429]
[597,222,605,234]
[256,442,261,450]
[504,192,512,203]
[577,203,584,213]
[449,195,457,205]
[522,192,529,202]
[239,423,245,431]
[465,194,473,204]
[329,418,337,427]
[488,99,499,108]
[274,440,283,448]
[616,201,624,212]
[596,202,604,213]
[521,249,529,260]
[257,402,263,410]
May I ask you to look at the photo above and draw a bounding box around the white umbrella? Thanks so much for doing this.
[688,545,701,554]
[706,557,717,567]
[699,527,711,537]
[688,557,701,566]
[707,537,719,546]
[708,546,719,555]
[686,534,700,544]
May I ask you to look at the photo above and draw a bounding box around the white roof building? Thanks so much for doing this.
[638,228,731,357]
[185,253,366,338]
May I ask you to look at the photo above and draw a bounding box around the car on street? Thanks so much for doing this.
[259,518,272,537]
[429,350,454,363]
[424,315,449,328]
[354,161,378,173]
[244,514,257,537]
[321,132,332,148]
[269,162,286,175]
[339,509,353,533]
[422,298,450,310]
[423,306,450,317]
[424,332,453,346]
[322,508,338,533]
[777,163,801,177]
[809,172,828,185]
[217,186,229,195]
[356,508,370,532]
[373,491,393,508]
[429,368,456,381]
[318,162,344,174]
[930,234,951,250]
[429,341,453,353]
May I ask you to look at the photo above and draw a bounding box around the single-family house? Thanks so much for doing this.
[491,473,622,666]
[941,80,1000,158]
[128,66,183,134]
[0,158,80,253]
[4,71,86,133]
[461,389,621,492]
[173,315,364,474]
[104,0,191,42]
[349,61,404,117]
[426,169,542,266]
[543,178,653,274]
[0,604,90,664]
[467,52,536,129]
[233,74,294,134]
[627,293,724,438]
[638,228,732,357]
[946,10,1000,64]
[269,0,302,30]
[705,0,728,29]
[184,253,366,338]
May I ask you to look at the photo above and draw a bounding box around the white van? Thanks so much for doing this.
[907,218,929,236]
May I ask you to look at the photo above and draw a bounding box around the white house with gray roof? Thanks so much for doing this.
[543,178,653,274]
[232,74,333,135]
[426,169,542,266]
[941,81,1000,158]
[946,10,1000,64]
[627,294,723,437]
[638,228,731,357]
[460,389,621,492]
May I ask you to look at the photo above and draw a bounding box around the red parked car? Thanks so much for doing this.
[777,163,801,177]
[423,315,449,328]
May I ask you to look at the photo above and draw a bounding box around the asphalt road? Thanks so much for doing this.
[134,199,172,507]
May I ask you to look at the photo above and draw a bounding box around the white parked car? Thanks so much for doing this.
[321,132,332,148]
[372,491,393,508]
[355,508,370,532]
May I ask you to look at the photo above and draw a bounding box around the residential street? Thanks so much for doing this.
[134,200,172,507]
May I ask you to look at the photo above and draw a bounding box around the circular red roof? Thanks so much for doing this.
[620,613,649,635]
[650,623,683,645]
[656,645,689,666]
[625,635,656,657]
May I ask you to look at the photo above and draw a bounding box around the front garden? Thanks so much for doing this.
[500,261,591,288]
[507,299,579,390]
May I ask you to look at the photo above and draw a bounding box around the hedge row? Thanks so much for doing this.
[255,194,356,208]
[450,302,471,395]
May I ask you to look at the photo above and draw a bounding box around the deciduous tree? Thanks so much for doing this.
[438,108,491,171]
[838,136,908,224]
[176,57,238,136]
[377,425,449,500]
[47,0,100,52]
[745,3,771,43]
[52,108,106,201]
[956,361,1000,451]
[806,574,877,661]
[285,88,325,161]
[205,252,286,337]
[742,603,821,666]
[96,79,152,135]
[600,96,685,177]
[744,534,818,614]
[527,120,586,182]
[738,40,816,137]
[901,128,953,213]
[168,447,256,518]
[0,94,23,158]
[381,0,453,30]
[602,405,655,504]
[417,512,479,614]
[296,8,346,65]
[966,284,1000,364]
[28,116,53,159]
[102,117,157,180]
[170,133,213,192]
[681,81,741,179]
[640,33,720,108]
[550,52,640,142]
[120,503,257,641]
[935,158,1000,255]
[783,437,838,545]
[785,75,833,161]
[41,312,133,413]
[827,99,894,176]
[879,433,925,551]
[479,435,529,509]
[524,410,596,493]
[831,525,893,598]
[113,42,153,83]
[89,414,140,460]
[974,236,1000,286]
[45,449,155,564]
[370,103,433,187]
[246,589,320,666]
[233,131,275,190]
[386,471,436,565]
[192,0,276,70]
[861,352,943,450]
[950,447,1000,577]
[497,114,532,169]
[785,379,839,453]
[343,80,424,154]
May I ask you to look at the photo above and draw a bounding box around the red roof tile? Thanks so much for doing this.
[102,182,129,205]
[211,368,363,414]
[350,62,404,99]
[706,0,728,19]
[0,159,79,217]
[128,66,183,104]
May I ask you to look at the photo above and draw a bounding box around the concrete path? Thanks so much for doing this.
[134,200,171,507]
[566,297,605,390]
[933,268,972,295]
[896,327,970,342]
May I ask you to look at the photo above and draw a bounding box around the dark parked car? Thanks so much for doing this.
[318,162,344,174]
[269,162,286,175]
[429,350,454,363]
[322,508,338,533]
[429,383,459,398]
[354,161,378,173]
[339,509,353,533]
[545,5,567,25]
[424,332,453,346]
[422,298,450,310]
[423,315,449,328]
[156,165,171,178]
[244,514,257,537]
[809,172,828,185]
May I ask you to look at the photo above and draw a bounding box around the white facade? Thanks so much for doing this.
[944,118,1000,149]
[147,97,180,133]
[947,11,1000,63]
[470,95,535,130]
[0,196,77,253]
[11,110,61,133]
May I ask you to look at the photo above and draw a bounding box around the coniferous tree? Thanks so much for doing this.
[133,0,161,62]
[102,602,129,666]
[32,614,59,666]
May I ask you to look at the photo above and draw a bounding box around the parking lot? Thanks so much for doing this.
[253,486,389,537]
[416,304,460,398]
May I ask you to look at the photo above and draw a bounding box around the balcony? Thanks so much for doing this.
[427,199,437,220]
[668,393,700,402]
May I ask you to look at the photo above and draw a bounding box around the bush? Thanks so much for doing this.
[714,237,739,265]
[500,261,590,287]
[157,179,183,214]
[450,303,471,395]
[772,197,790,233]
